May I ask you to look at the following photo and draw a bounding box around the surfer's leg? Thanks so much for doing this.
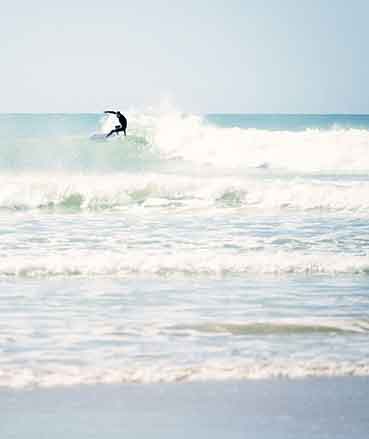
[115,127,124,136]
[106,129,117,138]
[106,127,124,138]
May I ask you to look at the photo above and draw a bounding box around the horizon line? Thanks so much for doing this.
[1,112,369,116]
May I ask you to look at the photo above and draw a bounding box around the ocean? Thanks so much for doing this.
[1,111,369,388]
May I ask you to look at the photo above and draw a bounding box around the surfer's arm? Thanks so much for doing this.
[104,111,117,115]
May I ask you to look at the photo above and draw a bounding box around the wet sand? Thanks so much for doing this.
[1,377,369,438]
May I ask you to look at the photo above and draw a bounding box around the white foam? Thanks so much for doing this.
[3,173,369,213]
[127,110,369,173]
[1,250,369,278]
[1,360,369,389]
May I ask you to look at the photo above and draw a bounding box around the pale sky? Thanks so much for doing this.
[1,0,369,113]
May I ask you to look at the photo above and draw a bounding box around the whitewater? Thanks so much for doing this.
[1,111,369,388]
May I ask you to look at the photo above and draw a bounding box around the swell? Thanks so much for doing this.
[169,319,369,335]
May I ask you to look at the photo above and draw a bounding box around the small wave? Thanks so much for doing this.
[1,360,369,388]
[169,320,369,335]
[2,251,369,278]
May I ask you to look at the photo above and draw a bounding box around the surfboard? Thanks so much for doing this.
[89,133,108,141]
[89,134,148,145]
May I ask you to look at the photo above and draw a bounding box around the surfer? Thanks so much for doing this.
[104,110,127,137]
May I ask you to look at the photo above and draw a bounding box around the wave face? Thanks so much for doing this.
[2,112,369,173]
[1,112,369,388]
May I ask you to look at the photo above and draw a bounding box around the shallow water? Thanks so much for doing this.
[1,112,369,387]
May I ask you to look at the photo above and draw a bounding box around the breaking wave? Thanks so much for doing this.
[3,173,369,213]
[1,360,369,388]
[2,110,369,173]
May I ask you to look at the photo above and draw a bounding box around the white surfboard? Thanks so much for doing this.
[89,133,108,141]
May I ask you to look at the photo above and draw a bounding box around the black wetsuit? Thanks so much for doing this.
[105,111,127,137]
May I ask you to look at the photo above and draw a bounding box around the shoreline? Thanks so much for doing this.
[2,377,369,438]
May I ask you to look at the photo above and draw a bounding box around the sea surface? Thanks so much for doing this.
[1,111,369,388]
